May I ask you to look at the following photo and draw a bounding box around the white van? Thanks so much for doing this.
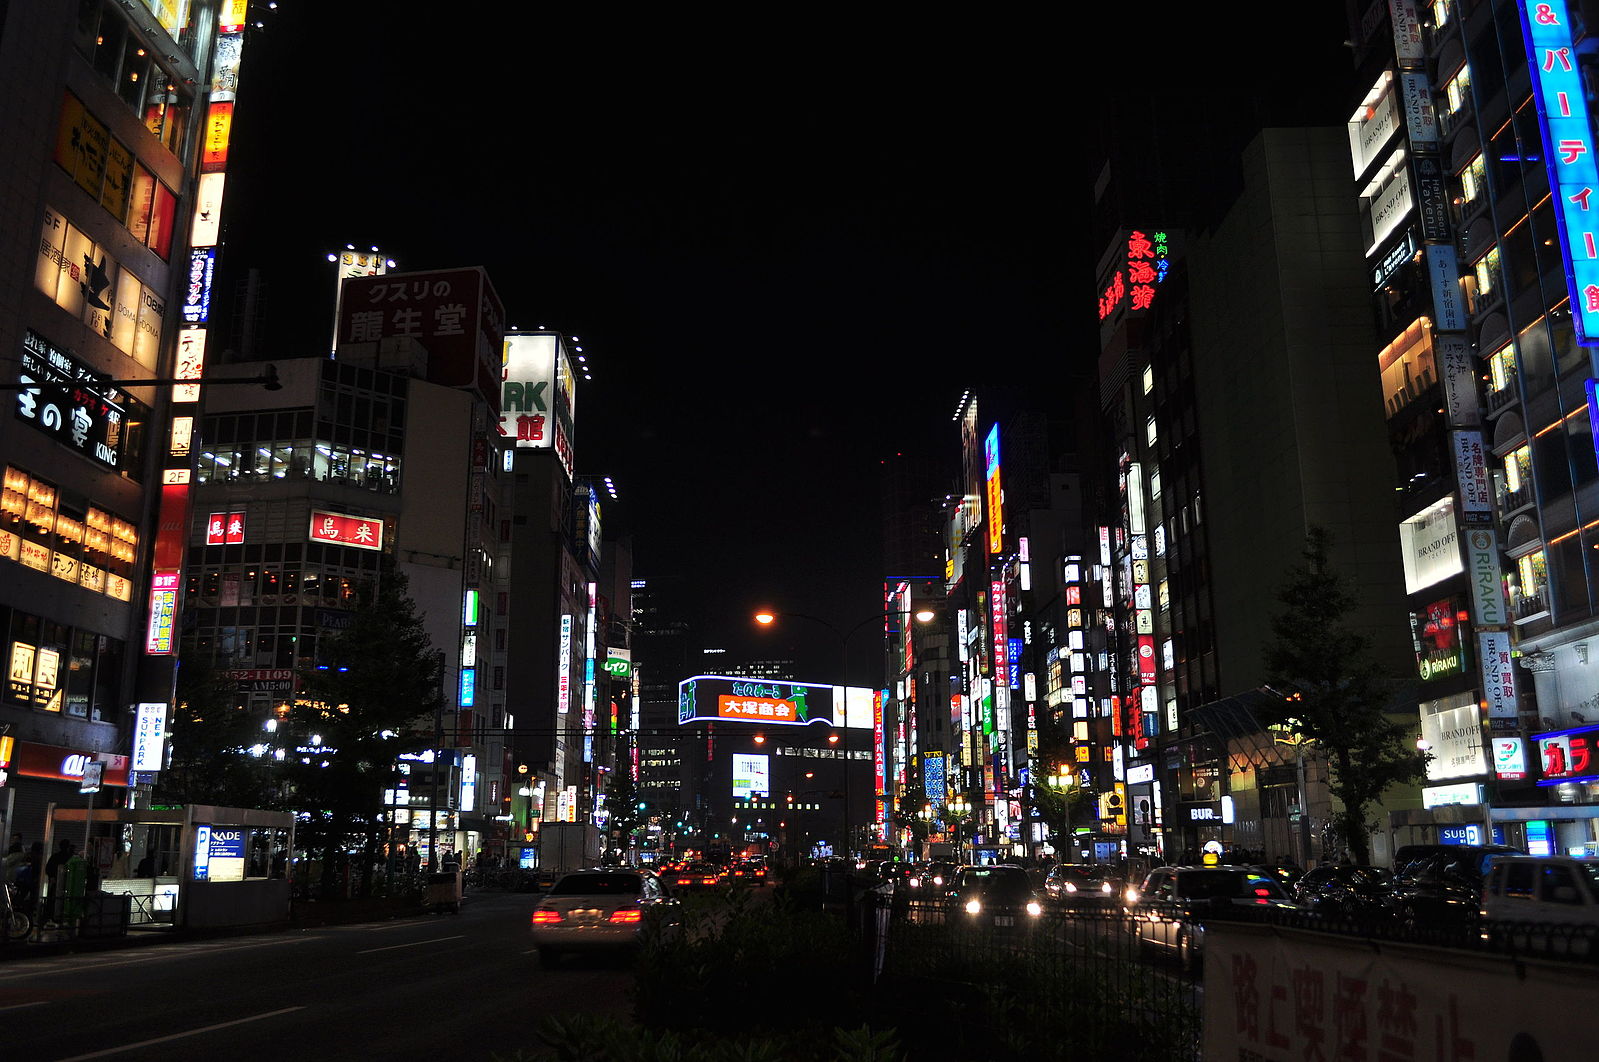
[1481,855,1599,925]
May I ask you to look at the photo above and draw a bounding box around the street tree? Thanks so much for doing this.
[156,639,279,809]
[285,564,441,896]
[1260,527,1426,865]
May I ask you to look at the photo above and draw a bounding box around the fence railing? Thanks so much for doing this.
[869,896,1202,1062]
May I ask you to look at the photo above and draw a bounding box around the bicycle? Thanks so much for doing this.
[1,882,33,943]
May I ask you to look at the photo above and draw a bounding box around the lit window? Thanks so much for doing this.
[1142,365,1154,394]
[1460,155,1486,210]
[1488,344,1517,393]
[1146,417,1158,448]
[1473,246,1501,303]
[1444,65,1471,117]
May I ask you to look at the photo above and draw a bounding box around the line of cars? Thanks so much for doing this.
[528,857,769,967]
[889,847,1599,974]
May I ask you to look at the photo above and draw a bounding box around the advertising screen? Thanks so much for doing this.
[732,753,769,798]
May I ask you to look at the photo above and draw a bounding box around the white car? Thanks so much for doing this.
[530,869,678,967]
[1481,855,1599,925]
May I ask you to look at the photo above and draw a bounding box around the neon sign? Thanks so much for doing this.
[1520,0,1599,344]
[1097,229,1171,320]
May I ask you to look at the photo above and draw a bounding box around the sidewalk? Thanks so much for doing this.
[0,894,428,962]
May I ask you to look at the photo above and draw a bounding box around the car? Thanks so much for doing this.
[664,861,723,890]
[726,860,768,885]
[919,861,958,893]
[1290,864,1393,919]
[1043,863,1124,906]
[1247,863,1305,892]
[1125,865,1295,973]
[1388,844,1522,928]
[530,869,679,967]
[1481,855,1599,925]
[948,864,1045,932]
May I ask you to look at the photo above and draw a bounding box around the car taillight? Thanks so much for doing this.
[609,909,642,923]
[532,909,563,924]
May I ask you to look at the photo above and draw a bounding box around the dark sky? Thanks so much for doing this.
[216,6,1357,672]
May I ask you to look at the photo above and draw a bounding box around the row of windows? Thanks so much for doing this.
[55,92,181,261]
[73,0,197,157]
[193,441,402,492]
[3,606,123,721]
[0,465,138,602]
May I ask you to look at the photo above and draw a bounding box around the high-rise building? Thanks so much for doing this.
[0,3,258,841]
[1348,0,1599,854]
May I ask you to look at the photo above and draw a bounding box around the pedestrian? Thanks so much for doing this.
[45,839,74,883]
[13,843,43,912]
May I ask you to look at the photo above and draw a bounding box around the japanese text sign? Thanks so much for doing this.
[308,510,383,551]
[1521,0,1599,344]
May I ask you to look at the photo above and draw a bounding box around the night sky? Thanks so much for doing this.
[216,6,1357,675]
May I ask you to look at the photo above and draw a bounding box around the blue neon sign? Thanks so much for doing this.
[1521,0,1599,344]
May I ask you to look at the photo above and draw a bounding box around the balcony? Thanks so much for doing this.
[1513,589,1549,623]
[1498,485,1531,516]
[1486,379,1519,414]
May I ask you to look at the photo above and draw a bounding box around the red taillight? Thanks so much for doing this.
[609,909,642,924]
[532,909,563,924]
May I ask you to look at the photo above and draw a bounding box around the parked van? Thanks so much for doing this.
[1481,855,1599,925]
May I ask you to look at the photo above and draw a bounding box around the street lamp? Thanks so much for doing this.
[754,606,935,859]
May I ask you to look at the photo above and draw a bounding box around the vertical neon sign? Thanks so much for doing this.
[1521,0,1599,344]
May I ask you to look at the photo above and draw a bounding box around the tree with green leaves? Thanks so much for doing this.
[156,639,280,809]
[284,563,442,897]
[1260,527,1426,865]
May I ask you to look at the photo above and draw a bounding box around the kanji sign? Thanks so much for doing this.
[205,511,246,545]
[308,510,384,551]
[1521,0,1599,345]
[1536,722,1599,784]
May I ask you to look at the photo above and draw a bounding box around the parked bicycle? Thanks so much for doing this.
[1,882,32,943]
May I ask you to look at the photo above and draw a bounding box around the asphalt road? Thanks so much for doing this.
[0,891,635,1061]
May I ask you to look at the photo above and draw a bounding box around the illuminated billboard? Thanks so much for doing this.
[733,754,769,798]
[678,676,878,729]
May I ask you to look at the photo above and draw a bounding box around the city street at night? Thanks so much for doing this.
[0,893,630,1061]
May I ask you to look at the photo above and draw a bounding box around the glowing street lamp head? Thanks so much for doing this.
[754,610,776,625]
[913,608,936,623]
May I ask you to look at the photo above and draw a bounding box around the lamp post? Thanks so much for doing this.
[754,606,934,862]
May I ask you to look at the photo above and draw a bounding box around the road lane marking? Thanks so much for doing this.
[0,1000,48,1012]
[53,1006,305,1060]
[356,934,464,954]
[0,936,320,981]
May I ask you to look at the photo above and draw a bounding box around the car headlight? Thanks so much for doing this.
[932,876,943,887]
[965,899,982,915]
[1026,902,1042,917]
[909,877,921,888]
[1125,888,1140,904]
[1102,882,1114,893]
[1064,882,1077,893]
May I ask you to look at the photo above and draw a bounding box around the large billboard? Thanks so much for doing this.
[678,676,877,729]
[336,267,506,408]
[732,753,769,798]
[499,331,576,477]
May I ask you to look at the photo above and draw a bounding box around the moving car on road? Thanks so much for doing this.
[664,862,724,890]
[1125,865,1295,973]
[949,864,1045,932]
[530,869,678,967]
[1043,864,1124,906]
